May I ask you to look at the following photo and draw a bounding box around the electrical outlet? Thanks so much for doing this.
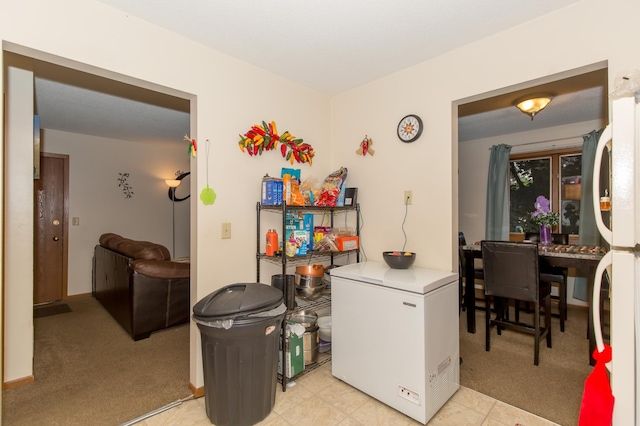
[404,190,413,205]
[221,222,231,239]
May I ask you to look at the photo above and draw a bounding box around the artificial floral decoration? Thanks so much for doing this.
[184,134,197,157]
[237,120,314,165]
[355,135,374,156]
[117,172,134,199]
[530,195,560,227]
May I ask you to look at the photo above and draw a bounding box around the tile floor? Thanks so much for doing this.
[139,362,559,426]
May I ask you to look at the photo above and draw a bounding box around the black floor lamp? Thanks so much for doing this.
[165,179,181,258]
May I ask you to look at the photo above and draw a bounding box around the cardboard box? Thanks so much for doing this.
[562,183,581,200]
[337,235,359,251]
[261,178,283,205]
[278,325,304,378]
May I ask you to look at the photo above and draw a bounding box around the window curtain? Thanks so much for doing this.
[573,128,604,301]
[485,144,512,240]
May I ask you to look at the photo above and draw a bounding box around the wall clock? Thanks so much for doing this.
[397,114,423,143]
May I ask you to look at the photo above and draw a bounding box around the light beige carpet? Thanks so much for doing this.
[3,297,191,426]
[460,306,593,426]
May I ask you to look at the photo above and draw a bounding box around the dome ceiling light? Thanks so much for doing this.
[515,95,553,120]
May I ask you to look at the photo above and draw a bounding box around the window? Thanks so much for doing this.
[509,148,582,236]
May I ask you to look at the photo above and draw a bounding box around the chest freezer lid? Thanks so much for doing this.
[330,261,457,294]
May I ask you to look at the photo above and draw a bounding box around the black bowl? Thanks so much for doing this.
[383,251,416,269]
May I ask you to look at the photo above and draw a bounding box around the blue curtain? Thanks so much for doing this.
[485,144,512,240]
[573,128,604,301]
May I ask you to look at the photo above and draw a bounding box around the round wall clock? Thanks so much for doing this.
[397,114,423,143]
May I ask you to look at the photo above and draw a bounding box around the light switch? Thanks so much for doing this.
[221,222,231,239]
[72,217,80,226]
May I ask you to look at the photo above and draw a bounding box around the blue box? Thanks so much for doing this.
[262,177,283,205]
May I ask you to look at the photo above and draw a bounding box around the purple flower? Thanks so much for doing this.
[533,196,551,214]
[530,196,559,227]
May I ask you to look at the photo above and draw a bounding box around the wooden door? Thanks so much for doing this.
[33,154,68,304]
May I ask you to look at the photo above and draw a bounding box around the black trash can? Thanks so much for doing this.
[193,283,286,426]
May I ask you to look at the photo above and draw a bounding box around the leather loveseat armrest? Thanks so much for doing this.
[130,259,190,279]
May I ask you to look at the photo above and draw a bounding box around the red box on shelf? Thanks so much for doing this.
[336,236,359,251]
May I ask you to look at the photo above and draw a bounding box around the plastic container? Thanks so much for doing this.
[192,283,286,426]
[319,340,331,353]
[318,316,332,342]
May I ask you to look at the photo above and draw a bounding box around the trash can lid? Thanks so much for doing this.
[193,283,284,320]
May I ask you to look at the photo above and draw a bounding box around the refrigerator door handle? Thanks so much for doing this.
[593,250,613,372]
[592,124,613,245]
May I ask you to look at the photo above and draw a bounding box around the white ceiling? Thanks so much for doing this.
[26,0,608,145]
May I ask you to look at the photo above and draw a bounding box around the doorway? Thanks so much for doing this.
[33,153,69,305]
[455,63,609,425]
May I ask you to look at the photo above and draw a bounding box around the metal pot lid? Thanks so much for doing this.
[193,283,283,320]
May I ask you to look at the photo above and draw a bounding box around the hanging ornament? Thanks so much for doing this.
[184,134,197,157]
[199,139,216,205]
[355,135,374,156]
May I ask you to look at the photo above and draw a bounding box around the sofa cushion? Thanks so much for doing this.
[131,259,190,279]
[99,233,171,261]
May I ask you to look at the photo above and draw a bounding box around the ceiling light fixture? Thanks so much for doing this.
[515,95,553,120]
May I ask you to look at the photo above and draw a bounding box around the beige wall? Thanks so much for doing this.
[331,0,640,277]
[4,64,35,383]
[2,0,640,394]
[43,129,191,295]
[2,0,332,388]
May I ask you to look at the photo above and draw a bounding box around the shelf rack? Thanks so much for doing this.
[256,202,360,391]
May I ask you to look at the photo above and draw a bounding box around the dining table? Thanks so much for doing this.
[462,242,607,365]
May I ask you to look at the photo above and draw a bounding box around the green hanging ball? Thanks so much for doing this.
[200,185,216,205]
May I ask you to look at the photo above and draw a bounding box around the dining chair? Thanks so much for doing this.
[524,232,569,332]
[458,232,485,312]
[481,240,552,366]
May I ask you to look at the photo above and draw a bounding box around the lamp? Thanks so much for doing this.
[165,179,181,258]
[515,96,553,120]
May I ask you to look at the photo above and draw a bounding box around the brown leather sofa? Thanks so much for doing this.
[93,233,190,340]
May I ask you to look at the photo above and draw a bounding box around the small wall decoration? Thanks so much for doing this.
[355,135,374,156]
[237,120,315,165]
[117,172,134,198]
[184,134,197,157]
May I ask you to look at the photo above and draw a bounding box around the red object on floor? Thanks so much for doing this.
[579,344,614,426]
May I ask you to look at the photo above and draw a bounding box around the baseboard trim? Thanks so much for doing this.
[65,293,92,300]
[189,383,204,398]
[3,375,34,390]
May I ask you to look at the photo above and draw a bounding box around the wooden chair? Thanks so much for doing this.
[481,240,552,366]
[458,232,484,312]
[525,232,569,332]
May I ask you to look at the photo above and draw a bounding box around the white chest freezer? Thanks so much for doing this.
[330,261,459,424]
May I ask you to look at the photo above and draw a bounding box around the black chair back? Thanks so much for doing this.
[481,241,540,303]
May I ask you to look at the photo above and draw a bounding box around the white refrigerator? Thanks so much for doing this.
[592,93,640,425]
